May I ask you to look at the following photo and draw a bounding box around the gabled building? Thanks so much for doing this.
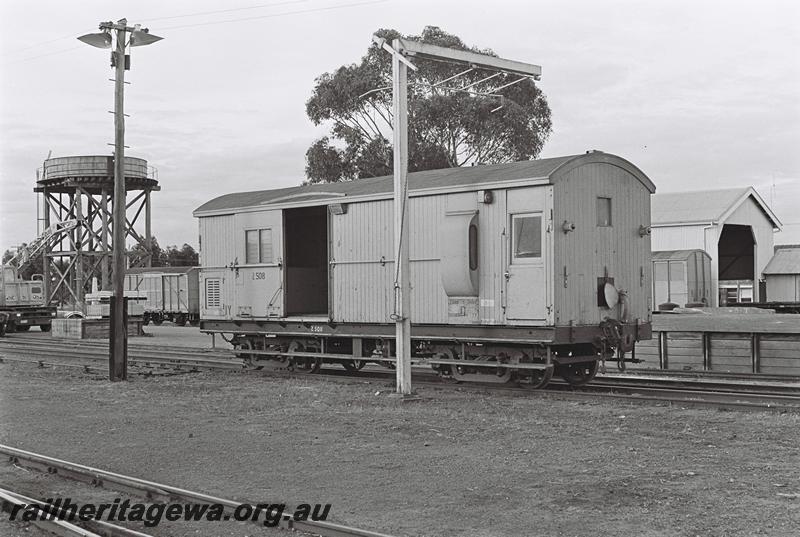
[651,187,781,305]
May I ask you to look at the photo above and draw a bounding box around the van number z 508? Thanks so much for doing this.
[252,272,265,280]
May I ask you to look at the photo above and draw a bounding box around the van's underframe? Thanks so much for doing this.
[201,318,650,388]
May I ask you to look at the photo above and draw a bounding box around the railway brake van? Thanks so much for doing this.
[194,151,655,388]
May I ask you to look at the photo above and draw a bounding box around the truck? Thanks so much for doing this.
[0,266,57,335]
[124,267,200,326]
[1,220,78,335]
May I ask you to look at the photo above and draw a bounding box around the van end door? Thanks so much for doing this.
[504,187,549,324]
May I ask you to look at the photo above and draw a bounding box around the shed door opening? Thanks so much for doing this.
[718,224,755,304]
[284,206,329,316]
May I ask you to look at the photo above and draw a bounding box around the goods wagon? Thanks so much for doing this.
[123,267,200,325]
[194,152,655,388]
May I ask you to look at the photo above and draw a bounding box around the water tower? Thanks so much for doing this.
[35,155,160,309]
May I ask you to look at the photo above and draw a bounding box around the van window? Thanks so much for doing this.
[245,230,259,264]
[512,214,541,259]
[245,228,273,264]
[259,229,273,263]
[468,224,478,271]
[597,197,612,227]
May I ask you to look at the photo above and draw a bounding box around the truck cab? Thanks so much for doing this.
[0,266,57,333]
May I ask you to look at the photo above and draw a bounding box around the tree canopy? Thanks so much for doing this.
[129,237,199,267]
[305,26,552,183]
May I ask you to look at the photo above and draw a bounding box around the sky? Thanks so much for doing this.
[1,0,799,254]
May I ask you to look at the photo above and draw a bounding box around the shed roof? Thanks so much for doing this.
[652,187,781,229]
[651,249,711,261]
[194,152,654,215]
[763,248,800,275]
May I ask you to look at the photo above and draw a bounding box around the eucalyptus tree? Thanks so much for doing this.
[305,26,552,183]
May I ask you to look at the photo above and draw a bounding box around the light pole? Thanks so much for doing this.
[79,19,163,381]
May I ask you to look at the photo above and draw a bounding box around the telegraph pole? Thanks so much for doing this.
[79,19,163,381]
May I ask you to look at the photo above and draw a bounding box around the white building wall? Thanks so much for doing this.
[651,225,708,252]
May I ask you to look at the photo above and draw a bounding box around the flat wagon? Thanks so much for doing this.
[194,151,655,387]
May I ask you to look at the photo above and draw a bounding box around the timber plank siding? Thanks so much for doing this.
[626,313,800,375]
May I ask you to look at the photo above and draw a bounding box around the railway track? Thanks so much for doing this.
[0,335,242,372]
[1,485,154,537]
[0,444,395,537]
[2,334,799,411]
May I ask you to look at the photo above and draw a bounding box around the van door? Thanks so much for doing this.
[236,210,283,318]
[503,187,550,323]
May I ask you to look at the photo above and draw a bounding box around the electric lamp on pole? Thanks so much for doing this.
[78,19,163,381]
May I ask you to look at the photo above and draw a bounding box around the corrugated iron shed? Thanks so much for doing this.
[652,187,781,228]
[763,248,800,275]
[651,249,708,261]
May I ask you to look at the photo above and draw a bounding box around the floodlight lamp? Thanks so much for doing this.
[130,29,163,47]
[78,31,112,49]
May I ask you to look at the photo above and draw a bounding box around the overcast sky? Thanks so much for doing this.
[1,0,799,254]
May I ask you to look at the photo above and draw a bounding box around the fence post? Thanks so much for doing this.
[751,333,760,374]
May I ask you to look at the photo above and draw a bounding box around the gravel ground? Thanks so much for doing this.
[1,358,799,537]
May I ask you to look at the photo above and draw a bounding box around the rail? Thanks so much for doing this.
[0,486,153,537]
[0,444,397,537]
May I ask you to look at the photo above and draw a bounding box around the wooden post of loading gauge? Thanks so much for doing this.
[373,36,542,395]
[391,38,413,396]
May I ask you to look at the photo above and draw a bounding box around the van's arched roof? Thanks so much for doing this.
[194,152,655,216]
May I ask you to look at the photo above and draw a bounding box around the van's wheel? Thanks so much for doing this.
[342,359,366,373]
[152,314,163,326]
[175,313,187,326]
[142,313,151,325]
[235,339,254,362]
[40,325,51,332]
[558,360,599,387]
[517,365,554,389]
[287,340,320,374]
